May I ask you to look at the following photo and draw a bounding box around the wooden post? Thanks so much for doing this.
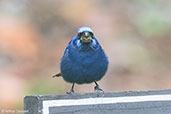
[24,89,171,114]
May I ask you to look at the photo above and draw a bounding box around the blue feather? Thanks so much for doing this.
[60,33,108,84]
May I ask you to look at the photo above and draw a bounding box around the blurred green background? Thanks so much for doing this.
[0,0,171,109]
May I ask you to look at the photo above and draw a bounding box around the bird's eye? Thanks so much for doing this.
[90,32,94,37]
[78,33,82,39]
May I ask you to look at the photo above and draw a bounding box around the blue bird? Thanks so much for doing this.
[53,27,108,94]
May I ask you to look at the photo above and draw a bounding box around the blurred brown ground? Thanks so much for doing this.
[0,0,171,109]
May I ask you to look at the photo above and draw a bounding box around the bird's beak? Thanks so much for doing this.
[80,31,92,43]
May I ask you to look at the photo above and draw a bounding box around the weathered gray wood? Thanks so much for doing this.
[24,89,171,114]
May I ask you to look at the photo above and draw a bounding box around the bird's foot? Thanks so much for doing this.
[66,89,74,94]
[94,85,104,93]
[67,83,75,94]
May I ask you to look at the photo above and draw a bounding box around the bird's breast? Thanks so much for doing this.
[69,48,99,66]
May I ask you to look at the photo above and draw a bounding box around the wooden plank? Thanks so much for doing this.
[24,89,171,114]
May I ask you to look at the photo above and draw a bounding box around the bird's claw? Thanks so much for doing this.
[94,85,104,93]
[66,90,74,94]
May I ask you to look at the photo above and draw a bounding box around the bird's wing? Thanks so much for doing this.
[52,73,62,78]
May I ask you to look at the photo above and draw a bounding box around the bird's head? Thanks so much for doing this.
[77,27,94,44]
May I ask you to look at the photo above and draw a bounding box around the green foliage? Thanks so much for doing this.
[138,0,163,4]
[26,77,66,95]
[136,9,168,38]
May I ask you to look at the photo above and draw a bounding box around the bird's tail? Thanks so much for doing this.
[52,73,62,78]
